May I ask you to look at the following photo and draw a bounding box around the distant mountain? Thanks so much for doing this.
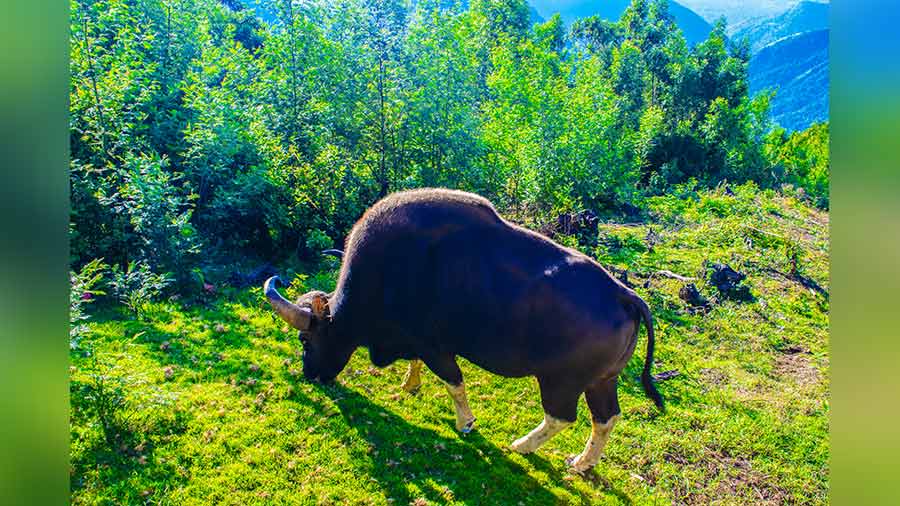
[678,0,800,26]
[733,1,829,53]
[529,0,713,45]
[749,29,828,131]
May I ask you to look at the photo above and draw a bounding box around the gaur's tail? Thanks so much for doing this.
[631,294,664,411]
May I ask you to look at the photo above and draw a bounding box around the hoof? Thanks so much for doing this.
[401,382,421,395]
[458,417,476,434]
[509,437,534,454]
[565,455,593,474]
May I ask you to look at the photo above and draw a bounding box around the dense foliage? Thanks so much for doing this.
[764,121,829,208]
[70,0,829,282]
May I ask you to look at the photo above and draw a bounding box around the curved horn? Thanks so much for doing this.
[264,276,312,330]
[322,249,344,259]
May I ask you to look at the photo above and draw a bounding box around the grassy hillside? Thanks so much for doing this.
[70,184,829,505]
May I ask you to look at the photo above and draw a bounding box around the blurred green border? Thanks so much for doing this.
[831,1,900,505]
[3,0,900,504]
[0,1,70,505]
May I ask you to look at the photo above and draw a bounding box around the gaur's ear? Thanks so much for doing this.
[310,292,330,319]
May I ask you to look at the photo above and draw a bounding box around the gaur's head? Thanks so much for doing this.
[264,276,347,382]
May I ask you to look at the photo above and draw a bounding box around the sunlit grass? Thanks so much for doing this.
[70,185,828,505]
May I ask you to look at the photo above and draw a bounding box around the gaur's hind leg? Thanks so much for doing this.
[567,376,621,473]
[400,359,423,394]
[424,355,476,433]
[510,377,579,454]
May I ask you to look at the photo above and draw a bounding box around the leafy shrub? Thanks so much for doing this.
[70,258,108,349]
[97,153,200,284]
[305,229,334,256]
[765,122,830,208]
[108,261,173,319]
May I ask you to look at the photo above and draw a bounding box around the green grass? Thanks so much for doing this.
[70,184,829,505]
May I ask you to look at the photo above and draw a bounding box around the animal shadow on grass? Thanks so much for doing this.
[309,383,561,506]
[523,453,633,506]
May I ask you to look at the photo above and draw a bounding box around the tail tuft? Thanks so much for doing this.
[641,368,665,411]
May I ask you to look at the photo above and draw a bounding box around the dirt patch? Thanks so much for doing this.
[775,352,820,386]
[699,368,729,391]
[709,453,790,505]
[671,451,790,505]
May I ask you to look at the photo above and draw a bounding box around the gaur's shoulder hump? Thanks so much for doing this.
[384,188,496,210]
[367,188,500,220]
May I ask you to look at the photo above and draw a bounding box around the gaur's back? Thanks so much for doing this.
[339,189,565,288]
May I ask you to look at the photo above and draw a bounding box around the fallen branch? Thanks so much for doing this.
[652,370,680,382]
[653,270,695,282]
[762,267,829,300]
[600,222,645,228]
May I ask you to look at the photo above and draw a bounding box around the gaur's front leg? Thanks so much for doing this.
[424,355,476,433]
[400,359,423,394]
